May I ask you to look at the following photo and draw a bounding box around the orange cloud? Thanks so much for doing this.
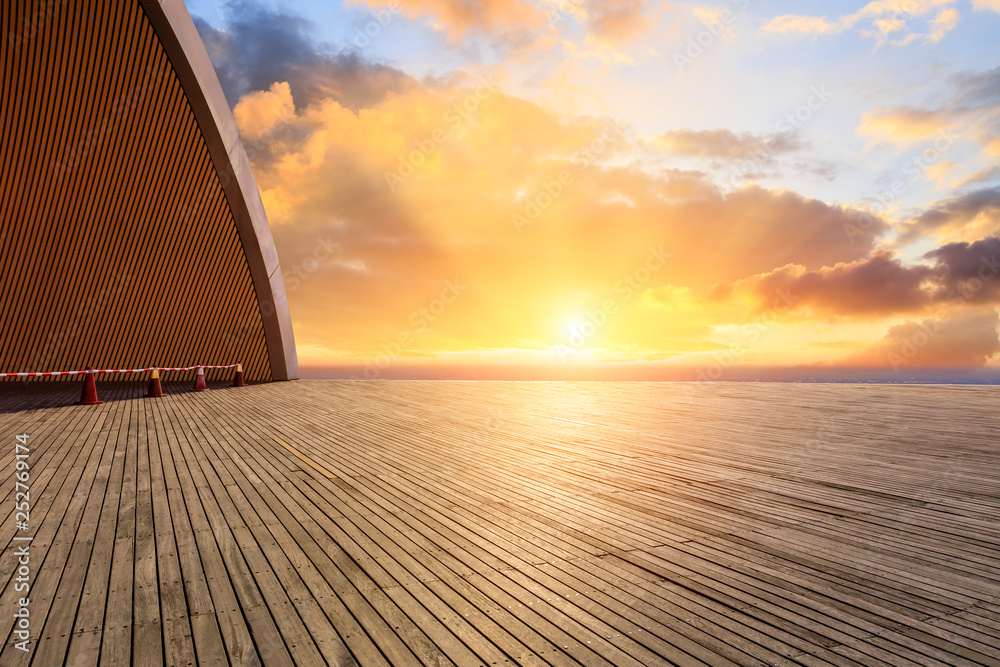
[233,81,295,139]
[348,0,656,45]
[871,18,904,35]
[585,0,652,42]
[230,67,894,365]
[973,0,1000,12]
[856,74,1000,176]
[857,107,955,144]
[928,8,959,42]
[761,15,843,36]
[717,252,936,319]
[195,1,1000,375]
[349,0,547,40]
[712,234,1000,322]
[842,309,1000,368]
[897,187,1000,244]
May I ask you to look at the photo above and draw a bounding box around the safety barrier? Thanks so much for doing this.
[2,364,246,405]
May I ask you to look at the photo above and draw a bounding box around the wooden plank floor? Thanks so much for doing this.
[1,380,999,666]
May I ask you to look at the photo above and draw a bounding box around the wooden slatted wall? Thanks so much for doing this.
[0,0,273,381]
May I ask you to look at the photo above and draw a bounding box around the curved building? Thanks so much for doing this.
[1,0,297,381]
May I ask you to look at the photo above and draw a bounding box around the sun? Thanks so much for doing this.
[562,314,605,352]
[565,316,587,339]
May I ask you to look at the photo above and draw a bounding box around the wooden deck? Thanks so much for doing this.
[1,380,999,666]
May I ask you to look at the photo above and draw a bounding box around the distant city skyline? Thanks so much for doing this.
[186,0,1000,379]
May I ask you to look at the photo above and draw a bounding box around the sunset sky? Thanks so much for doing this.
[184,0,1000,379]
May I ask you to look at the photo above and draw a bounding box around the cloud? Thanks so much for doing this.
[842,309,1000,368]
[871,18,905,35]
[193,4,415,109]
[924,236,1000,302]
[638,284,696,312]
[852,0,954,18]
[956,164,1000,187]
[712,233,1000,320]
[585,0,652,42]
[233,81,296,140]
[973,0,1000,12]
[923,159,957,187]
[856,75,1000,166]
[648,128,802,161]
[953,65,1000,105]
[611,183,889,286]
[927,8,959,42]
[226,61,892,358]
[349,0,547,42]
[717,252,935,318]
[192,0,999,371]
[857,107,955,144]
[347,0,655,46]
[559,36,634,65]
[761,1,961,46]
[761,15,843,36]
[790,159,843,182]
[898,186,1000,243]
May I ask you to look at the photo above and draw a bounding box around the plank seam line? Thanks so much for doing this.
[273,437,335,479]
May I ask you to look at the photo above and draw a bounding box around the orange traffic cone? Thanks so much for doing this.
[78,368,102,405]
[193,366,207,392]
[147,368,163,398]
[232,363,246,387]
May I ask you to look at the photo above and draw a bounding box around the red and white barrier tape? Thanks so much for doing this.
[2,364,239,378]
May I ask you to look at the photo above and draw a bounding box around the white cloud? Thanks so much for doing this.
[761,1,961,46]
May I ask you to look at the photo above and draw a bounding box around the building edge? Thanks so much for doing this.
[139,0,299,380]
